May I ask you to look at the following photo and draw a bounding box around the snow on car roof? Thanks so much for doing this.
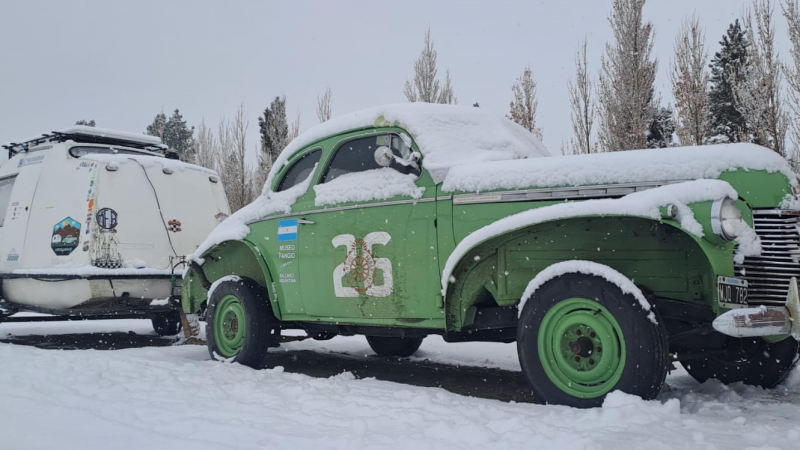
[265,103,551,191]
[443,143,798,193]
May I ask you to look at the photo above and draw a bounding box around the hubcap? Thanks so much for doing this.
[537,298,625,399]
[214,294,246,357]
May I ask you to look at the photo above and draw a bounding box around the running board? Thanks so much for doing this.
[713,277,800,340]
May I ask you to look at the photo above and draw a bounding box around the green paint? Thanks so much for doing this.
[182,123,796,340]
[537,298,625,398]
[214,295,246,357]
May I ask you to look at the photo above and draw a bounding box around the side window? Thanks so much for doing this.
[277,149,322,192]
[0,176,17,227]
[322,134,420,183]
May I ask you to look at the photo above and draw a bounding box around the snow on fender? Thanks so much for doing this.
[517,260,657,324]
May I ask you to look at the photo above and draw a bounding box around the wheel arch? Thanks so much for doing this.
[444,215,732,332]
[182,239,279,319]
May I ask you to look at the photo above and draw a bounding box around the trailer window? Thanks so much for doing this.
[0,176,17,227]
[277,149,322,192]
[69,146,153,158]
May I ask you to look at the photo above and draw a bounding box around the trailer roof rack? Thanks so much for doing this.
[2,125,168,158]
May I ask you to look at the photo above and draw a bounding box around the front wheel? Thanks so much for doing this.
[206,278,278,369]
[517,273,669,408]
[366,336,424,357]
[682,336,800,388]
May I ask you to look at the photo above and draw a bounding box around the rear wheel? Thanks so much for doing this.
[517,273,669,408]
[206,278,278,369]
[366,336,424,357]
[151,311,181,336]
[682,336,800,388]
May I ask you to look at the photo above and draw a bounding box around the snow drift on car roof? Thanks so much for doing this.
[265,103,551,191]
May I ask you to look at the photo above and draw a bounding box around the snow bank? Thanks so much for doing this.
[517,261,654,322]
[442,179,755,295]
[443,143,798,193]
[265,103,549,190]
[189,169,315,264]
[313,168,425,206]
[80,153,217,176]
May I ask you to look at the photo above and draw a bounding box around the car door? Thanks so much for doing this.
[296,130,441,323]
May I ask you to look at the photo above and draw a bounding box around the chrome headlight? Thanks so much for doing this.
[711,197,743,240]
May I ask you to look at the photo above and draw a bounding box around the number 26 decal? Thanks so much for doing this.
[332,232,393,298]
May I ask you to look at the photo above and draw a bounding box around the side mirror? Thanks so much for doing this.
[374,146,394,167]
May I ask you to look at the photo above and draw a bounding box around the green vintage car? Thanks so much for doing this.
[183,103,800,407]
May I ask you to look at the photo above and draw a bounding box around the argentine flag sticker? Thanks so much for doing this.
[278,219,298,242]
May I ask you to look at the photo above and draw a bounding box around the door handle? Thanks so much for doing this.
[297,219,315,225]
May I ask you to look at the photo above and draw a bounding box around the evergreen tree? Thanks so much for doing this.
[146,112,167,140]
[258,96,289,168]
[646,106,676,148]
[708,20,749,143]
[163,109,195,160]
[75,119,96,127]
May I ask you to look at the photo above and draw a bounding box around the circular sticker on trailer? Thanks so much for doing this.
[96,208,118,230]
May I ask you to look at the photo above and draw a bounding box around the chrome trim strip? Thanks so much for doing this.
[450,180,692,205]
[436,195,452,201]
[247,197,437,224]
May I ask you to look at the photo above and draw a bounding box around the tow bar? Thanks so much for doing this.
[713,277,800,340]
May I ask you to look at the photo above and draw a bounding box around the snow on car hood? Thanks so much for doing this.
[443,143,797,193]
[265,103,550,190]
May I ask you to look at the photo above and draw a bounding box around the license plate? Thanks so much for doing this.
[717,276,748,308]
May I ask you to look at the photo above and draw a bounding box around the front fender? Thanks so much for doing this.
[182,239,279,319]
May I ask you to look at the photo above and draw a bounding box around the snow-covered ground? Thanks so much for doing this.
[2,319,799,450]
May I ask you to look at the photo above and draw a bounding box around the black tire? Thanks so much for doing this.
[517,273,670,408]
[682,336,800,388]
[366,336,424,357]
[206,278,278,369]
[151,311,181,336]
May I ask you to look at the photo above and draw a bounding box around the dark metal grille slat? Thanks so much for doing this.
[735,210,800,306]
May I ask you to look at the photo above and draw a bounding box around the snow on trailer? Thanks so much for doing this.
[0,126,230,334]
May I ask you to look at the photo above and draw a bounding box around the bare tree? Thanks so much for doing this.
[507,66,543,140]
[316,86,332,123]
[289,109,301,141]
[194,119,217,171]
[567,38,597,154]
[220,103,256,212]
[782,0,800,168]
[670,15,711,146]
[404,28,457,104]
[735,0,788,155]
[597,0,659,152]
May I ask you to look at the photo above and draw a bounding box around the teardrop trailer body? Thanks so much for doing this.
[0,126,230,335]
[182,104,800,407]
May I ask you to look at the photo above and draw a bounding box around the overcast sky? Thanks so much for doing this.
[0,0,792,162]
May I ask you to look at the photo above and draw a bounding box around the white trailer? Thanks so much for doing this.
[0,126,230,334]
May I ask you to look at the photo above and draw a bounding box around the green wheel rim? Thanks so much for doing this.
[214,294,246,357]
[537,298,626,399]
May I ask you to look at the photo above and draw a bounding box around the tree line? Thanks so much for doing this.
[79,0,800,212]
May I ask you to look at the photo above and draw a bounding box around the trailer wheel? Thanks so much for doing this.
[682,336,800,388]
[517,273,669,408]
[366,336,424,357]
[206,278,277,369]
[151,311,181,336]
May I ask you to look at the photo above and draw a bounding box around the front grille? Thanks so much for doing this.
[735,209,800,306]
